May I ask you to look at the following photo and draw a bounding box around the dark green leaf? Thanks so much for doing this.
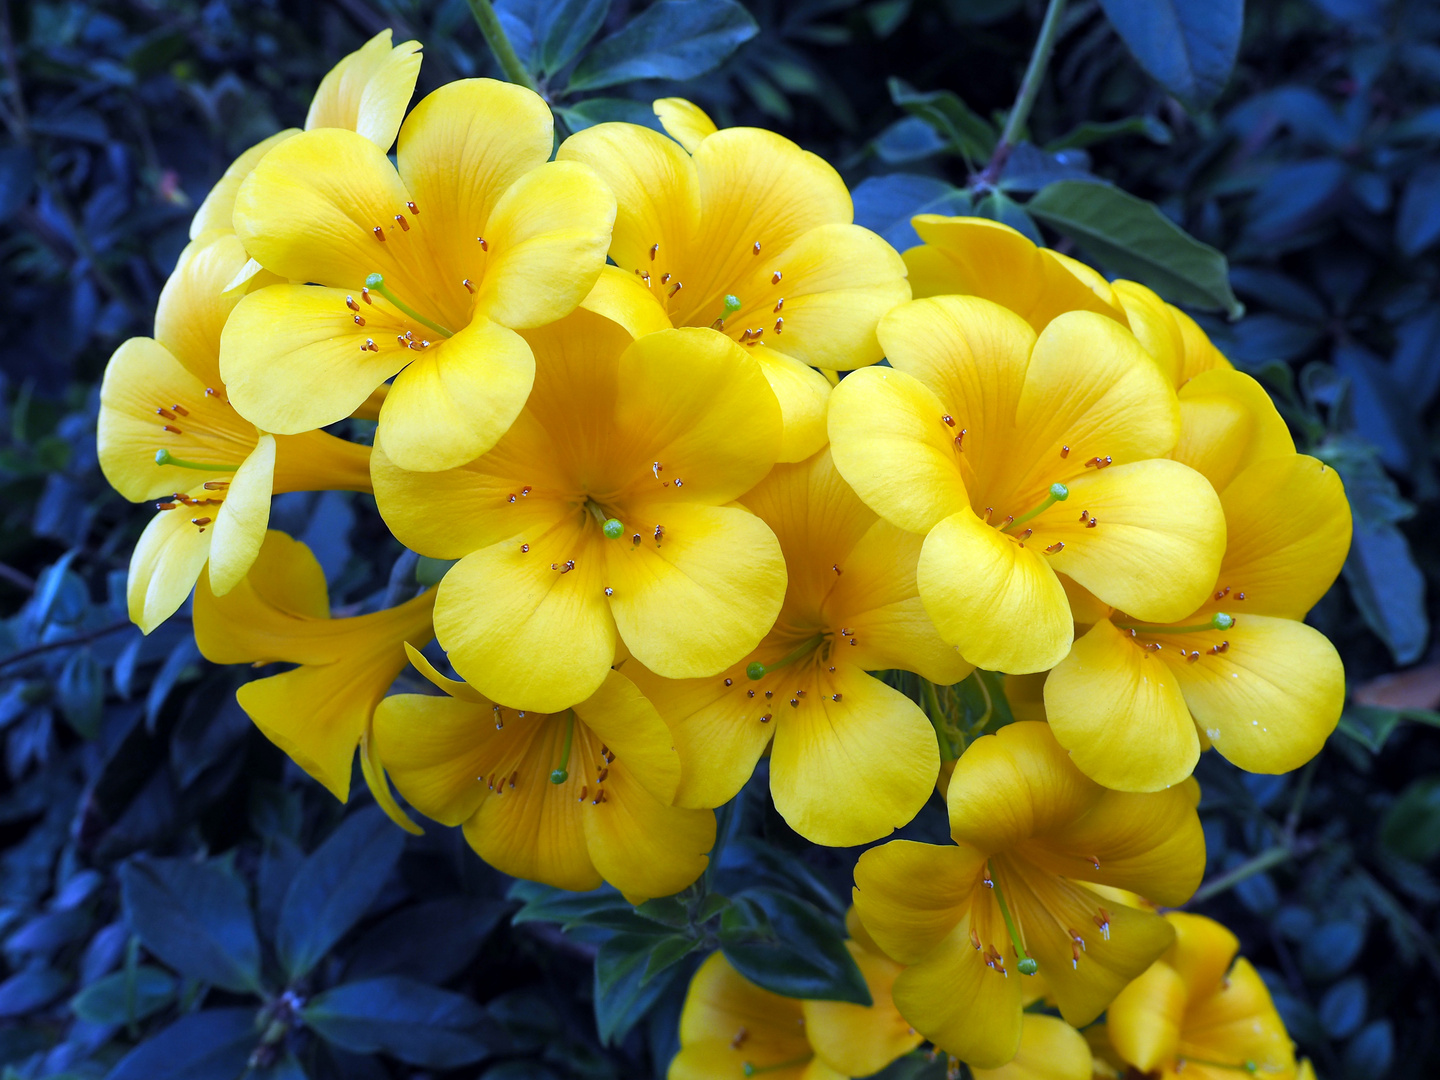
[1381,775,1440,861]
[119,857,262,994]
[887,78,996,166]
[1096,0,1243,110]
[974,190,1042,245]
[554,97,663,134]
[1026,180,1243,316]
[510,881,661,933]
[414,557,457,587]
[1337,705,1403,754]
[593,932,689,1046]
[302,976,493,1067]
[641,934,702,985]
[105,1007,257,1080]
[538,0,611,75]
[567,0,758,92]
[1045,116,1173,151]
[71,965,175,1025]
[277,807,405,981]
[720,889,870,1004]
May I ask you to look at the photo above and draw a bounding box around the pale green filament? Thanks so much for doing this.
[746,634,824,680]
[987,859,1038,975]
[1003,482,1068,532]
[365,273,454,338]
[1114,612,1235,634]
[155,449,238,472]
[549,710,575,784]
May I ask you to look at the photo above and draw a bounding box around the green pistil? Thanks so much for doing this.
[722,294,741,320]
[746,634,824,680]
[154,449,238,472]
[549,710,575,784]
[585,501,625,539]
[1177,1057,1259,1074]
[742,1055,813,1076]
[1115,612,1235,634]
[987,860,1038,975]
[365,273,454,338]
[1003,482,1068,532]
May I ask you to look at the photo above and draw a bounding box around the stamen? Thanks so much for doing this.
[660,273,671,285]
[771,271,782,284]
[760,714,772,723]
[406,201,419,215]
[1207,640,1230,654]
[202,481,229,491]
[831,693,842,702]
[477,237,488,250]
[987,860,1039,975]
[832,564,842,575]
[1113,612,1235,634]
[163,425,182,434]
[954,429,966,451]
[1094,908,1112,940]
[746,634,824,680]
[549,710,575,784]
[361,287,372,304]
[941,415,955,427]
[743,1055,812,1076]
[1060,445,1070,458]
[156,407,177,420]
[155,501,177,511]
[372,226,386,241]
[774,317,783,334]
[668,280,683,297]
[604,587,613,596]
[365,273,454,338]
[653,461,663,479]
[462,278,475,293]
[732,1027,748,1049]
[191,517,211,527]
[361,338,378,352]
[773,298,784,312]
[654,525,665,545]
[724,678,733,686]
[154,449,238,472]
[394,213,410,231]
[1084,456,1113,469]
[752,241,761,255]
[493,704,503,730]
[1045,541,1065,554]
[354,314,365,326]
[649,243,658,261]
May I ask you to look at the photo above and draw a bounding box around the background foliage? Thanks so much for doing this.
[1,0,1439,1076]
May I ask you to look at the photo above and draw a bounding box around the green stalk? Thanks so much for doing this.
[549,710,576,784]
[979,0,1068,184]
[987,860,1038,975]
[1114,613,1235,634]
[465,0,540,92]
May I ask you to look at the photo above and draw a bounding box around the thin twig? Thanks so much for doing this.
[1186,843,1296,908]
[975,0,1068,186]
[0,562,35,591]
[465,0,539,92]
[0,620,135,671]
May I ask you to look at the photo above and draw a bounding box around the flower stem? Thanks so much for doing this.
[465,0,540,92]
[978,0,1068,184]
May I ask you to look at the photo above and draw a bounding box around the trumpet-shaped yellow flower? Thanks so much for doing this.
[625,448,969,846]
[829,295,1225,674]
[557,98,910,462]
[902,217,1230,386]
[372,310,786,713]
[1107,913,1297,1080]
[968,1014,1093,1080]
[373,646,713,902]
[853,722,1205,1068]
[1045,371,1350,790]
[193,531,436,806]
[98,232,371,633]
[220,78,617,472]
[190,29,423,241]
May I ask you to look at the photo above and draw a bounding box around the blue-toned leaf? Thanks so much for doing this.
[1300,920,1366,980]
[105,1007,256,1080]
[567,0,758,92]
[0,968,68,1017]
[252,1053,307,1080]
[276,807,406,981]
[996,143,1097,194]
[344,897,506,984]
[1243,159,1347,247]
[118,857,262,994]
[975,190,1042,245]
[71,966,175,1025]
[1319,976,1367,1039]
[509,880,661,933]
[720,889,870,1004]
[302,976,492,1067]
[593,932,690,1046]
[850,174,972,253]
[1096,0,1243,110]
[1026,180,1243,315]
[0,146,34,224]
[887,78,996,165]
[554,97,663,134]
[1344,1019,1394,1080]
[872,116,948,164]
[1397,164,1440,257]
[1344,521,1429,666]
[1045,116,1172,151]
[538,0,611,74]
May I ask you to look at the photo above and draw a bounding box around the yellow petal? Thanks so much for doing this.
[1174,613,1343,774]
[573,669,682,801]
[220,284,411,435]
[473,159,616,330]
[748,343,831,463]
[1164,911,1239,996]
[676,953,812,1076]
[579,264,672,338]
[1112,280,1186,386]
[376,317,535,472]
[853,840,986,964]
[206,434,276,596]
[971,1014,1095,1080]
[1045,460,1226,625]
[305,29,423,151]
[271,428,374,496]
[190,129,297,239]
[127,503,213,634]
[1103,959,1188,1072]
[906,216,1125,331]
[557,121,702,280]
[98,337,258,501]
[1045,618,1200,792]
[1173,369,1295,494]
[1213,454,1352,619]
[726,223,909,371]
[396,78,553,287]
[1178,957,1295,1078]
[234,127,412,287]
[1171,304,1234,383]
[155,231,252,387]
[360,722,424,835]
[917,508,1072,673]
[605,502,786,680]
[654,97,717,152]
[827,365,970,534]
[892,925,1025,1067]
[803,942,921,1077]
[372,693,495,826]
[769,663,939,846]
[435,521,616,713]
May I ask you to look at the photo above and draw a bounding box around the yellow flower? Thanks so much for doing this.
[193,530,436,810]
[98,232,371,633]
[219,78,617,472]
[1106,912,1297,1080]
[190,29,423,242]
[902,217,1230,386]
[852,722,1205,1068]
[557,98,910,463]
[1045,370,1350,790]
[969,1014,1093,1080]
[828,295,1226,675]
[371,309,787,713]
[624,448,970,846]
[372,647,713,901]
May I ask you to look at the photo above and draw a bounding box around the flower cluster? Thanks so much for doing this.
[97,30,1350,1078]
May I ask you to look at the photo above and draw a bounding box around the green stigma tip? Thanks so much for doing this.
[1213,612,1235,630]
[365,272,385,289]
[602,518,624,539]
[1050,482,1069,500]
[723,294,742,316]
[742,1066,757,1078]
[746,662,766,681]
[154,449,171,465]
[549,768,568,784]
[1018,957,1039,975]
